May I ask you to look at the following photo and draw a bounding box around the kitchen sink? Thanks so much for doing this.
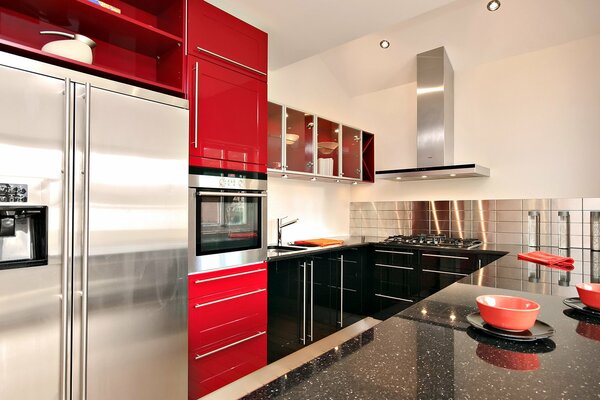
[267,245,308,253]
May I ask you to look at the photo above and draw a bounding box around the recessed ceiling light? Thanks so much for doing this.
[352,182,358,185]
[421,175,428,179]
[310,177,317,181]
[450,173,456,177]
[487,0,500,12]
[396,177,402,180]
[282,174,288,179]
[336,179,340,183]
[379,40,390,49]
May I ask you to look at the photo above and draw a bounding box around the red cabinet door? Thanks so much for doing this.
[187,0,267,75]
[188,55,267,166]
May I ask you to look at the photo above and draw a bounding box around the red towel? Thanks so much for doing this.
[517,251,575,271]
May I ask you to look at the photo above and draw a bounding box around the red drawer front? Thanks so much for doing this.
[188,56,267,165]
[188,262,267,302]
[188,332,267,399]
[188,287,267,351]
[187,0,268,75]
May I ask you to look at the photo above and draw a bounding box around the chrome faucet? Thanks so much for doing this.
[277,216,299,246]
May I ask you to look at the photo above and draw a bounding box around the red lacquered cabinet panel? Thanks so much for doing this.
[188,288,266,354]
[187,55,267,166]
[188,262,267,300]
[188,333,266,400]
[188,263,267,399]
[187,0,267,74]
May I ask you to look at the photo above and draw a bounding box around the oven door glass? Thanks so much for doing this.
[196,192,262,255]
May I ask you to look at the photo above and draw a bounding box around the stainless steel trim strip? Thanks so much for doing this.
[375,263,414,271]
[194,331,266,360]
[422,268,468,277]
[0,51,188,109]
[301,262,306,345]
[375,249,414,256]
[60,78,72,400]
[81,82,91,400]
[193,61,198,149]
[374,293,414,303]
[422,253,469,260]
[193,288,266,308]
[310,260,314,341]
[194,268,266,284]
[196,47,267,76]
[340,255,344,328]
[197,191,267,198]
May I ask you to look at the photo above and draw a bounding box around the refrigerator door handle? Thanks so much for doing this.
[310,259,314,342]
[300,261,306,345]
[60,78,73,400]
[80,82,92,400]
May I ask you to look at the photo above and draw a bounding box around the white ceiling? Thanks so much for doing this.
[207,0,600,96]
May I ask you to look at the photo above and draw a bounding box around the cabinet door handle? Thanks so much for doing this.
[375,263,414,271]
[422,253,469,261]
[301,261,307,345]
[194,268,266,284]
[339,255,344,328]
[193,288,265,308]
[193,61,198,149]
[196,46,267,76]
[375,249,414,256]
[310,260,314,342]
[374,293,414,303]
[194,331,266,360]
[422,269,469,277]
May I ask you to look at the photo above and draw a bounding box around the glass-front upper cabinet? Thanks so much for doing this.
[267,102,284,170]
[316,117,340,177]
[285,107,315,174]
[341,125,362,179]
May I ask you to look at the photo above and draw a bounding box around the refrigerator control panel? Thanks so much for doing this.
[0,184,28,203]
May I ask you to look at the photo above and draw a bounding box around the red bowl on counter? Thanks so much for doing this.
[476,295,540,331]
[576,283,600,310]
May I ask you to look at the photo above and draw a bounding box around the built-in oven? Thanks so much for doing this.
[189,168,267,273]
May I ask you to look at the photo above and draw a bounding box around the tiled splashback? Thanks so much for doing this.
[350,198,600,248]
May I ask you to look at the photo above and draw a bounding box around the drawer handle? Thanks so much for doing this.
[422,253,469,261]
[194,268,266,284]
[374,293,414,303]
[196,47,267,76]
[422,268,469,277]
[375,249,414,256]
[194,331,266,360]
[194,288,266,308]
[375,263,414,271]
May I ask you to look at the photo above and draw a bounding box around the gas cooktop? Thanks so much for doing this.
[381,234,483,250]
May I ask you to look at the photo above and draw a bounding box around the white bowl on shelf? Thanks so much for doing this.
[318,141,338,154]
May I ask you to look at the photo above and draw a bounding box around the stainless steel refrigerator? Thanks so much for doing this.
[0,51,188,400]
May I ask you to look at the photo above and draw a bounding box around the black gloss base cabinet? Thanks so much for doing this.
[267,248,368,363]
[267,245,503,363]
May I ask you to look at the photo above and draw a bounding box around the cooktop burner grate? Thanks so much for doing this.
[381,234,483,250]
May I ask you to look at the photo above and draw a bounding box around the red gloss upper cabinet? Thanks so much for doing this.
[188,55,267,166]
[187,0,267,75]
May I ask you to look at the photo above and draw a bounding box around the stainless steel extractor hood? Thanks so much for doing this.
[377,47,490,181]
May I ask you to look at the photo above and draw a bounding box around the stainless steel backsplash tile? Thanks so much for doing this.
[350,197,600,249]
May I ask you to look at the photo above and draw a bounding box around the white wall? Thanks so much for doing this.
[268,33,600,238]
[352,33,600,201]
[267,178,351,244]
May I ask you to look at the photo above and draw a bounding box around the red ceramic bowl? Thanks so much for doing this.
[476,295,540,331]
[576,283,600,310]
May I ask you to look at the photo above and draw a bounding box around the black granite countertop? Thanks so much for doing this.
[267,236,509,262]
[249,246,600,399]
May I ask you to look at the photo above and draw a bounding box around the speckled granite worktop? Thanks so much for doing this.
[248,246,600,399]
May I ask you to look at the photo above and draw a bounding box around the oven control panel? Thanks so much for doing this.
[0,184,28,203]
